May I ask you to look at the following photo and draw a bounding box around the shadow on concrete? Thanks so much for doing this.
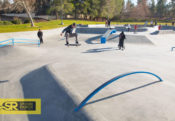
[85,80,160,106]
[20,66,93,121]
[85,34,153,45]
[0,80,8,84]
[83,47,118,53]
[65,44,81,47]
[108,35,154,45]
[108,35,119,41]
[77,24,88,27]
[150,31,159,35]
[0,45,13,48]
[76,28,109,34]
[85,35,102,45]
[84,34,118,45]
[115,26,148,32]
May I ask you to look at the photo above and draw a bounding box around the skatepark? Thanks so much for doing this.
[1,25,175,121]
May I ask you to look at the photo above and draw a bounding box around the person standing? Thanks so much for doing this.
[155,20,157,26]
[151,20,153,27]
[118,31,126,50]
[105,19,108,27]
[127,24,131,32]
[134,24,138,34]
[158,24,162,31]
[60,23,79,45]
[37,29,43,44]
[108,19,111,28]
[172,22,175,30]
[145,21,148,26]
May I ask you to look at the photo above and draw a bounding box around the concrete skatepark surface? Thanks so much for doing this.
[1,25,175,121]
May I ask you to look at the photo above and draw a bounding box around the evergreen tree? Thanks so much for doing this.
[150,0,156,17]
[156,0,167,18]
[99,0,124,19]
[49,0,73,19]
[36,0,51,15]
[170,0,175,17]
[87,0,100,19]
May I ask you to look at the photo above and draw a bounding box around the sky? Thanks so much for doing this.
[1,0,172,4]
[1,0,13,3]
[125,0,171,5]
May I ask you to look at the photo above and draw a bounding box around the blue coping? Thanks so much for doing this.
[101,29,117,44]
[0,38,13,43]
[0,38,40,47]
[74,71,163,112]
[0,42,12,47]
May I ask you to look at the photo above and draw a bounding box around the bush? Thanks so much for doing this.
[3,21,13,25]
[24,19,30,24]
[11,18,22,24]
[0,21,4,25]
[121,18,136,22]
[0,21,13,25]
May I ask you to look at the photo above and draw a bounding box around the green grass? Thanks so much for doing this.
[0,19,173,33]
[0,20,104,33]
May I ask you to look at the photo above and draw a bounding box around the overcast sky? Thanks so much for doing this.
[125,0,171,5]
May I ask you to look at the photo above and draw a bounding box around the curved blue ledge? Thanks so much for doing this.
[74,71,163,112]
[101,29,117,44]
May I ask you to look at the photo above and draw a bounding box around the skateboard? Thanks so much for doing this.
[65,43,81,47]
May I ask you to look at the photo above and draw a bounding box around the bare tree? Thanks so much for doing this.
[0,0,35,27]
[13,0,35,27]
[0,0,11,12]
[136,0,150,18]
[123,0,134,18]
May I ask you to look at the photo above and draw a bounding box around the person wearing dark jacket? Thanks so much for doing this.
[108,19,111,28]
[37,29,43,44]
[60,23,79,45]
[118,31,126,50]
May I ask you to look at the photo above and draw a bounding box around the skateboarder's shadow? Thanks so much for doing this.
[83,47,119,53]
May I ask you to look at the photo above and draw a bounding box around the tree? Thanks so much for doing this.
[156,0,167,18]
[113,0,124,19]
[125,0,134,12]
[137,0,142,4]
[136,0,150,18]
[49,0,73,20]
[98,0,124,19]
[170,0,175,17]
[13,0,35,27]
[71,0,86,19]
[0,0,3,6]
[149,0,156,17]
[0,0,11,12]
[36,0,51,15]
[123,0,134,17]
[87,0,100,19]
